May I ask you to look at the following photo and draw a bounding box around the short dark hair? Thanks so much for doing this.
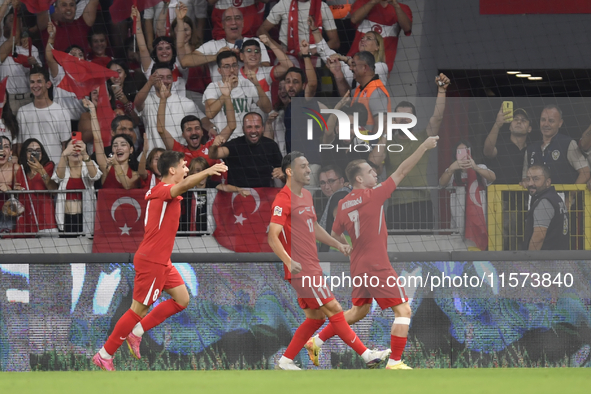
[354,51,375,72]
[394,101,417,116]
[241,39,260,51]
[344,103,369,128]
[111,115,134,133]
[216,51,238,68]
[345,159,368,185]
[107,58,130,78]
[542,104,563,118]
[528,164,551,180]
[29,66,50,83]
[282,151,304,175]
[181,115,208,145]
[150,61,173,75]
[158,150,185,177]
[243,112,263,125]
[319,164,344,179]
[284,67,307,84]
[87,26,108,45]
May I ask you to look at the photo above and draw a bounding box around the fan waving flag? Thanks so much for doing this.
[0,77,7,119]
[213,188,280,252]
[93,189,148,253]
[110,0,161,24]
[19,0,54,14]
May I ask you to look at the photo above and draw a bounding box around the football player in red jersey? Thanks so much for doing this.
[92,151,227,371]
[306,136,439,370]
[268,151,391,370]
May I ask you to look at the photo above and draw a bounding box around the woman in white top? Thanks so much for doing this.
[309,17,388,90]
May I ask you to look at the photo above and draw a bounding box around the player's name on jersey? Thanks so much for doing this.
[342,196,362,210]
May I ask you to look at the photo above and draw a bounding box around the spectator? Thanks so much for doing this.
[87,26,112,68]
[135,63,209,153]
[239,36,293,110]
[45,21,85,121]
[522,165,569,250]
[258,0,340,62]
[0,94,19,146]
[15,138,58,234]
[484,105,531,184]
[171,13,211,114]
[144,0,206,51]
[86,115,141,170]
[209,112,283,188]
[88,99,140,190]
[349,0,412,72]
[16,66,71,164]
[157,81,235,165]
[370,74,450,230]
[38,0,100,54]
[0,6,40,115]
[178,6,270,83]
[124,36,142,76]
[209,0,264,40]
[0,135,19,232]
[132,5,189,96]
[106,59,143,126]
[53,138,101,237]
[310,18,387,94]
[204,51,271,139]
[574,116,591,190]
[439,140,495,233]
[317,164,350,252]
[263,80,290,156]
[139,146,164,189]
[523,104,589,185]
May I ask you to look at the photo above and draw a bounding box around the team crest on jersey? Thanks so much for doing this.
[552,150,560,160]
[273,206,282,216]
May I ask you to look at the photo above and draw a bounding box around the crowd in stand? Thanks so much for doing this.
[0,0,588,250]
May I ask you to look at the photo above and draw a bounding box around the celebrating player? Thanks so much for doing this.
[92,151,227,371]
[268,151,390,370]
[306,136,439,370]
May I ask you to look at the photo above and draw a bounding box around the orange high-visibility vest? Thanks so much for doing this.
[351,77,392,126]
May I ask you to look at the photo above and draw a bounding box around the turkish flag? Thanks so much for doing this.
[110,0,162,24]
[19,0,54,14]
[92,189,148,253]
[464,169,488,251]
[0,77,7,119]
[213,188,280,252]
[480,0,591,14]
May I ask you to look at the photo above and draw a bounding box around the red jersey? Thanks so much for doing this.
[332,177,397,276]
[173,138,220,166]
[270,186,322,281]
[42,18,90,54]
[135,183,183,265]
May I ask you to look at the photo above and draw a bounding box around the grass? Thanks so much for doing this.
[1,369,590,394]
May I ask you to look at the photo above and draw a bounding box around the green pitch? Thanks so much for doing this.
[1,369,589,394]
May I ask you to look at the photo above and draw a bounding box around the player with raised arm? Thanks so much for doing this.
[268,151,390,370]
[305,136,439,370]
[92,152,227,371]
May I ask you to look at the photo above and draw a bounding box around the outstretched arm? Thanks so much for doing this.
[156,83,176,150]
[131,6,153,73]
[426,73,450,136]
[391,136,439,185]
[170,163,227,197]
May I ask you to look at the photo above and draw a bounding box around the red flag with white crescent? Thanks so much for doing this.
[92,189,148,253]
[464,169,489,251]
[213,188,280,252]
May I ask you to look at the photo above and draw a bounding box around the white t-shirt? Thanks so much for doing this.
[0,119,14,144]
[138,92,205,153]
[237,66,275,122]
[271,109,287,157]
[266,0,337,48]
[0,37,42,95]
[196,37,270,83]
[144,1,205,36]
[16,102,71,163]
[143,58,189,97]
[50,65,86,121]
[74,0,91,20]
[203,79,260,139]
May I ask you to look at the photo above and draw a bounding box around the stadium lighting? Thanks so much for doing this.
[506,71,521,74]
[528,76,543,80]
[516,73,531,78]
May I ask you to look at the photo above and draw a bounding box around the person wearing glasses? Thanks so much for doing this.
[317,165,350,252]
[204,51,272,140]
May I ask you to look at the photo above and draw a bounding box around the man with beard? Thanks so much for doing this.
[522,165,569,250]
[156,82,235,166]
[209,112,283,188]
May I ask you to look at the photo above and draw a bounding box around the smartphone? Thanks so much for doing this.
[456,147,471,162]
[30,151,40,160]
[71,131,82,143]
[502,100,513,122]
[234,39,243,50]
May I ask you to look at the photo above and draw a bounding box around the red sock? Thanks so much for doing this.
[329,312,367,355]
[140,299,186,332]
[104,309,142,355]
[318,322,336,342]
[390,335,408,361]
[284,318,325,360]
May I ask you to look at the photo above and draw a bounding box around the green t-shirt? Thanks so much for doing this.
[385,129,431,205]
